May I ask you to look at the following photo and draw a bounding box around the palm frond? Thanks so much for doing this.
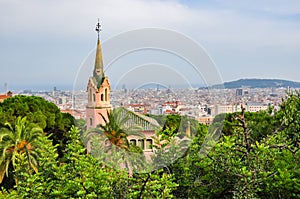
[0,116,43,181]
[0,162,7,183]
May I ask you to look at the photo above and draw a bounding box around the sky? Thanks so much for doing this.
[0,0,300,91]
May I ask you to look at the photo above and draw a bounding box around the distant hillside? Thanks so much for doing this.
[213,78,300,89]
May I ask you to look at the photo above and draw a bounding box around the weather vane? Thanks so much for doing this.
[95,18,101,38]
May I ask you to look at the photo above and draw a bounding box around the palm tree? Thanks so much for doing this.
[85,108,146,174]
[87,107,145,151]
[0,116,43,183]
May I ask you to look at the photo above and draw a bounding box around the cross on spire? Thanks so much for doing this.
[93,19,104,84]
[95,19,101,38]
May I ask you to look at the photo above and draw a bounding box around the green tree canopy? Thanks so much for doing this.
[0,95,74,158]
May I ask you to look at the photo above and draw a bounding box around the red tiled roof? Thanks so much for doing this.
[61,109,82,116]
[0,95,9,100]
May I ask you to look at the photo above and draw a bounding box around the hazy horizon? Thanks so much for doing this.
[3,77,300,93]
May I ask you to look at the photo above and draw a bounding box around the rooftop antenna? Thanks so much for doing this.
[4,83,7,94]
[95,18,101,38]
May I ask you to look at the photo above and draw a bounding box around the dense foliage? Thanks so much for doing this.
[0,92,299,198]
[0,95,75,158]
[167,92,300,198]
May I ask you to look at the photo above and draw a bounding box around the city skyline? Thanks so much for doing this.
[1,0,300,91]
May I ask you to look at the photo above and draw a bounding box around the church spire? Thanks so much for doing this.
[93,19,104,82]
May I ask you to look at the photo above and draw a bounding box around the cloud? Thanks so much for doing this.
[0,0,300,90]
[1,0,299,45]
[209,0,300,15]
[0,0,197,37]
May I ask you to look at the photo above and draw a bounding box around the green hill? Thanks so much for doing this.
[213,78,300,89]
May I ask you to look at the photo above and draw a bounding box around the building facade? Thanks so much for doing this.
[85,22,161,158]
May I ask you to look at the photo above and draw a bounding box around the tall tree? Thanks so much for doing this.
[0,95,75,158]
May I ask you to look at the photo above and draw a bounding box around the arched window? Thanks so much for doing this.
[89,118,93,126]
[105,88,108,101]
[101,94,104,101]
[130,139,137,146]
[93,93,96,102]
[146,139,153,150]
[138,139,145,150]
[89,88,92,102]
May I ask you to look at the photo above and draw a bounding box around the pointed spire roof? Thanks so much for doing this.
[93,19,105,88]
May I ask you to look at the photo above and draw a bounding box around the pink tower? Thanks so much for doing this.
[86,20,112,129]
